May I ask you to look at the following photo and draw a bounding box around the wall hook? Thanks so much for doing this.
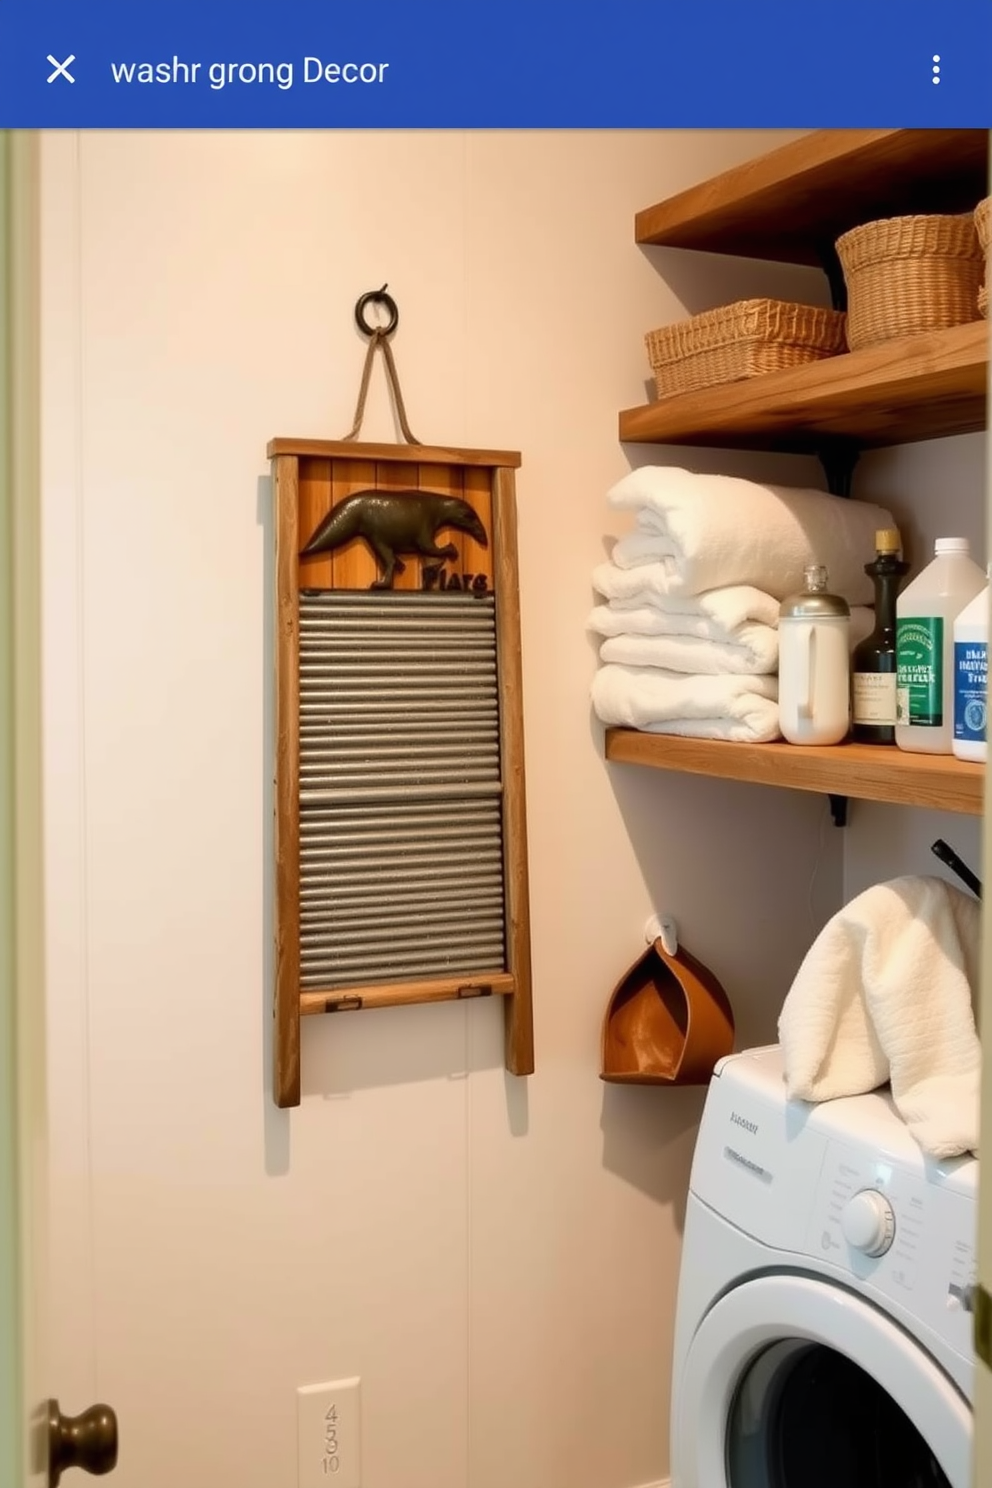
[354,283,399,338]
[644,913,679,956]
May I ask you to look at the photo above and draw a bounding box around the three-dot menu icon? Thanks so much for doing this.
[933,55,940,84]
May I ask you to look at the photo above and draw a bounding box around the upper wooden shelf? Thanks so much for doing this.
[635,129,990,265]
[619,320,989,450]
[604,730,984,817]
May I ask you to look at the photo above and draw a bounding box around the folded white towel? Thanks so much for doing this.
[592,663,780,742]
[589,583,782,633]
[588,594,874,676]
[607,466,895,603]
[778,875,981,1158]
[600,629,778,675]
[592,564,877,646]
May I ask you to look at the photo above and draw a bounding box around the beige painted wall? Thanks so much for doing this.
[39,129,844,1488]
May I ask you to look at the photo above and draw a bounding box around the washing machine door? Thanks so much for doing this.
[674,1273,970,1488]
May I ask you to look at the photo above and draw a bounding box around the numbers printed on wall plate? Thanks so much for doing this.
[297,1375,359,1488]
[323,1404,340,1474]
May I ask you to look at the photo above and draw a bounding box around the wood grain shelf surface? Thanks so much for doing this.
[635,129,990,265]
[604,729,985,816]
[620,321,989,450]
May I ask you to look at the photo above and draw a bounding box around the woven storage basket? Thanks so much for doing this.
[836,213,983,350]
[645,299,846,399]
[975,197,990,318]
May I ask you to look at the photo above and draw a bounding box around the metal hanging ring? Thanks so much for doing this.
[354,284,399,338]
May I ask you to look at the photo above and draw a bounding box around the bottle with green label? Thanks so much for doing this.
[895,537,986,755]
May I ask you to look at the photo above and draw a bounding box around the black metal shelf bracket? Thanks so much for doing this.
[817,440,861,498]
[813,241,860,502]
[828,793,849,827]
[814,242,857,827]
[816,241,848,312]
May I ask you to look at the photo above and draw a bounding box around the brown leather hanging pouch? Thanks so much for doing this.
[601,932,734,1086]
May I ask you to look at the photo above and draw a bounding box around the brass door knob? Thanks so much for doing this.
[48,1399,118,1485]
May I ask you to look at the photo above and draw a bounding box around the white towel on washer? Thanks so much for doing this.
[778,875,981,1158]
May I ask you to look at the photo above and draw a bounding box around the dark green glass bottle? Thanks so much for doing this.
[852,529,910,745]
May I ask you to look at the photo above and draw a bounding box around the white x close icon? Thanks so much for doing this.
[46,54,76,83]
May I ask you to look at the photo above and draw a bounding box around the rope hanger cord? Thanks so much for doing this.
[343,285,421,446]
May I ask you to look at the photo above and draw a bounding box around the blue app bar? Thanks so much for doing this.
[0,0,989,129]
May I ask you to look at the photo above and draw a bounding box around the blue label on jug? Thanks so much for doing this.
[954,640,987,742]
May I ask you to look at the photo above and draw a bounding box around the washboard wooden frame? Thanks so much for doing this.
[269,438,534,1108]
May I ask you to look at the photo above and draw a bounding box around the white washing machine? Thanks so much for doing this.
[670,1045,978,1488]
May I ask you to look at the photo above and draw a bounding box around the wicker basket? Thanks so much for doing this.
[975,197,990,319]
[644,299,847,399]
[836,214,983,350]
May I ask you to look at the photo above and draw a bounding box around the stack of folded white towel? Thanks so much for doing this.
[589,466,894,742]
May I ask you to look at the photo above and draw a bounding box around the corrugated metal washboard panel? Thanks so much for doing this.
[298,588,506,991]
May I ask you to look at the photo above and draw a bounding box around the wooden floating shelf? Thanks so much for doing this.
[604,730,984,817]
[635,129,990,265]
[620,321,989,451]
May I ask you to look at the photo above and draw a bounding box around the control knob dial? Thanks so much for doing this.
[840,1189,895,1257]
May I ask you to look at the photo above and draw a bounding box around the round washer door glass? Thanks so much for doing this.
[729,1337,949,1486]
[674,1275,971,1488]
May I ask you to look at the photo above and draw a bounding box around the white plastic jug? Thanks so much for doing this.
[778,565,851,746]
[896,537,986,755]
[952,573,990,763]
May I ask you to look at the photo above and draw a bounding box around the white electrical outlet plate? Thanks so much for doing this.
[297,1376,361,1488]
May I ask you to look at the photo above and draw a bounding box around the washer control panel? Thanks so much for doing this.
[691,1049,978,1372]
[806,1135,976,1362]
